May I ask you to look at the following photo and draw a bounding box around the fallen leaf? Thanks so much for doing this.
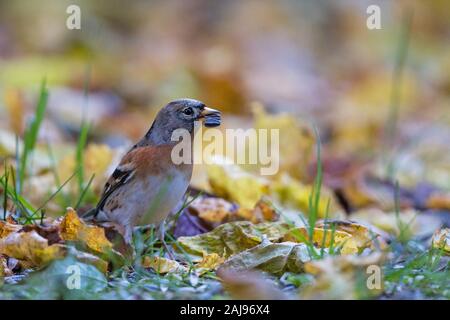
[316,220,387,253]
[195,252,225,273]
[219,238,312,275]
[0,220,22,239]
[189,197,235,224]
[59,207,113,255]
[0,230,65,266]
[252,103,315,180]
[6,255,108,299]
[272,174,343,218]
[431,228,449,255]
[142,256,186,273]
[177,221,289,259]
[283,227,353,252]
[235,197,279,223]
[207,159,270,209]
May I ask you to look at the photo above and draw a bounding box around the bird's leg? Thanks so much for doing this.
[158,220,175,260]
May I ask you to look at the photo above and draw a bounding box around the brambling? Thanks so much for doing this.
[84,99,221,256]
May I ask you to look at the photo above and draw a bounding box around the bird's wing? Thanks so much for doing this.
[95,160,136,214]
[92,144,178,218]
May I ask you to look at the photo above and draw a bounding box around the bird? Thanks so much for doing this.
[83,98,221,257]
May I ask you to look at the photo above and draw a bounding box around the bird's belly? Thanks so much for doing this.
[136,173,189,226]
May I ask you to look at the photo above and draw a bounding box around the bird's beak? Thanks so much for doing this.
[200,107,221,127]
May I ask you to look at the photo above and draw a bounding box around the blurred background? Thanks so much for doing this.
[0,0,449,212]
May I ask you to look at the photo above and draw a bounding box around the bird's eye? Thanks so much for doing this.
[183,107,193,116]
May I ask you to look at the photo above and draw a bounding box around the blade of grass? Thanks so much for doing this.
[319,199,331,258]
[384,9,413,180]
[75,173,95,209]
[3,163,8,220]
[76,64,92,196]
[19,78,49,192]
[76,120,90,195]
[31,170,78,217]
[308,125,323,242]
[0,170,36,219]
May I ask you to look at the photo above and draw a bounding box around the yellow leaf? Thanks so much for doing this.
[252,103,315,180]
[142,256,185,273]
[284,221,385,254]
[316,220,387,253]
[0,220,22,239]
[0,230,65,266]
[59,208,113,254]
[272,174,343,218]
[207,159,270,209]
[283,227,352,250]
[195,252,225,273]
[431,228,450,255]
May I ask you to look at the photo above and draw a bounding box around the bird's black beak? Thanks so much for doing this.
[199,107,221,127]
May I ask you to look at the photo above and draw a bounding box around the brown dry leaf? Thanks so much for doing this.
[426,193,450,211]
[0,230,65,266]
[431,228,450,255]
[0,220,22,239]
[189,197,235,224]
[59,207,113,255]
[302,252,386,299]
[142,256,186,273]
[236,197,279,223]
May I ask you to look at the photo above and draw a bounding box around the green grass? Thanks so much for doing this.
[384,245,449,299]
[19,79,48,194]
[384,9,412,180]
[75,64,92,205]
[1,79,48,223]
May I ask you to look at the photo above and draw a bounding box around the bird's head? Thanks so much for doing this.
[144,98,221,145]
